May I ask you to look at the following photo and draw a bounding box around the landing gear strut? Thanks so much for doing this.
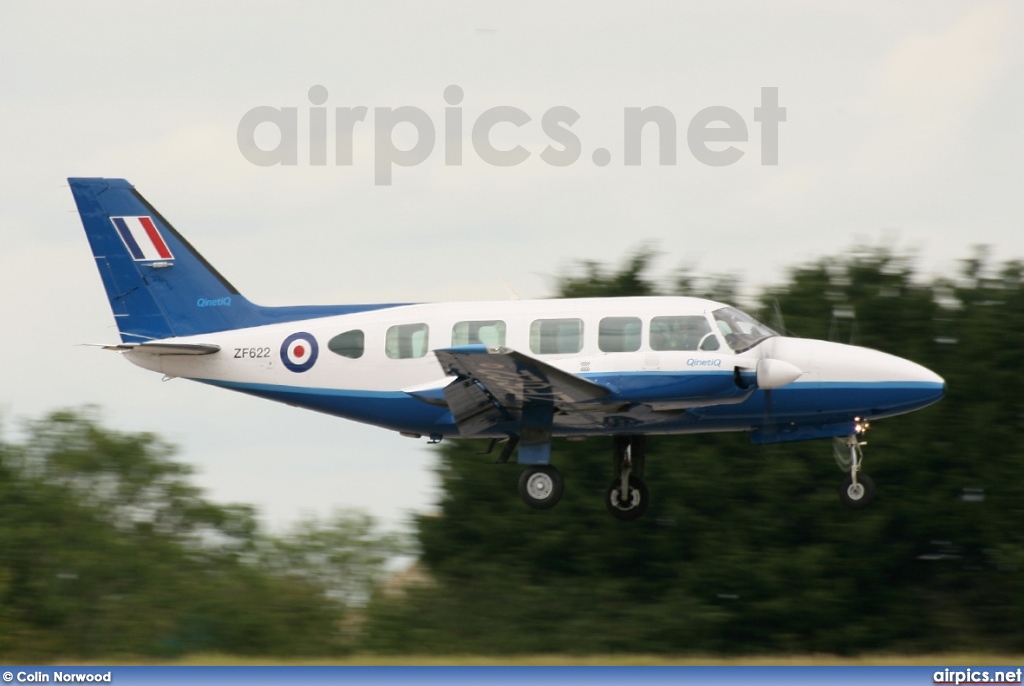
[836,423,875,509]
[606,435,650,521]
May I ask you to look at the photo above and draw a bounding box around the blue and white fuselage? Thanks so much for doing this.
[123,298,943,442]
[69,177,944,518]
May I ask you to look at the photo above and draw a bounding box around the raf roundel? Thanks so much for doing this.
[280,332,319,373]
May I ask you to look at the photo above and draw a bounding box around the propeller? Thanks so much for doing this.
[732,337,804,441]
[829,304,858,344]
[725,304,805,440]
[758,356,801,438]
[769,297,788,336]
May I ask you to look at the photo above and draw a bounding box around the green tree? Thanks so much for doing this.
[0,409,403,659]
[256,510,410,609]
[557,247,660,298]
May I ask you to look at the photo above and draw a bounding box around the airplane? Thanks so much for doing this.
[69,177,945,521]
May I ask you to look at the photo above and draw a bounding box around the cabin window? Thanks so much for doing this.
[327,329,365,359]
[530,318,583,355]
[386,323,429,359]
[452,320,507,347]
[598,316,642,353]
[649,315,718,351]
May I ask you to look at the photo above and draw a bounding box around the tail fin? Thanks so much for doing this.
[70,178,386,342]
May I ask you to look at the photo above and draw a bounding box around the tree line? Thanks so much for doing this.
[0,409,405,658]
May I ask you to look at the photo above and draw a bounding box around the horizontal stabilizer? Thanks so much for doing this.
[98,342,221,356]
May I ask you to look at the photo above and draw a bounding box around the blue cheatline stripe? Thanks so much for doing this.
[784,380,944,390]
[195,377,455,436]
[198,378,409,399]
[573,372,941,393]
[111,216,144,260]
[196,377,943,403]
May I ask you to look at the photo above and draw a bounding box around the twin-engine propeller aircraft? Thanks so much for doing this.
[70,178,945,520]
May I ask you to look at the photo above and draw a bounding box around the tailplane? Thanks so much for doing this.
[70,177,391,342]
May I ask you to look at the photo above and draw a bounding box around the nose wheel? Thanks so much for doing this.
[606,475,649,521]
[840,472,875,509]
[606,435,650,521]
[835,427,875,509]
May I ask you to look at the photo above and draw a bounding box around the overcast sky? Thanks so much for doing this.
[1,1,1022,531]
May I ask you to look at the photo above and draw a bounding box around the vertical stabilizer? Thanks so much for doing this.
[69,177,398,342]
[70,178,261,341]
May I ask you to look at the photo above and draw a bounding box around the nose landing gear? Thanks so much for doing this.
[835,422,875,509]
[606,435,650,521]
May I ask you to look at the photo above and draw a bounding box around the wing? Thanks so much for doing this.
[434,345,611,435]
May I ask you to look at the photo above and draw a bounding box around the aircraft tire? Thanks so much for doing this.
[518,465,564,510]
[606,475,649,521]
[839,473,876,509]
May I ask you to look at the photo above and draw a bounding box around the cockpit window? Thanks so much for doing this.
[712,307,778,352]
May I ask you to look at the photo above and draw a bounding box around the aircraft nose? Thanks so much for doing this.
[902,358,945,405]
[902,356,944,387]
[825,343,945,403]
[763,337,945,415]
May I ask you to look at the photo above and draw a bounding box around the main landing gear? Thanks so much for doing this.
[515,435,651,520]
[518,465,564,510]
[835,422,876,509]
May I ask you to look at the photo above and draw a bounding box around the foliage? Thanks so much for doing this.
[557,247,661,298]
[0,410,400,659]
[255,510,410,609]
[363,245,1024,655]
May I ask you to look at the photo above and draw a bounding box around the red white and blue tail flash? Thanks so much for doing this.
[111,216,174,261]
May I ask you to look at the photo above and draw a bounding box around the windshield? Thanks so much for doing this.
[712,307,778,353]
